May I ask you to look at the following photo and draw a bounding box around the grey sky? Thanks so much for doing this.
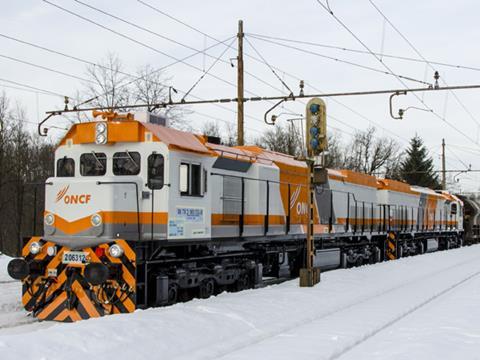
[2,0,480,191]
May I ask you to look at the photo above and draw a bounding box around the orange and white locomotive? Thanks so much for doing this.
[7,111,464,322]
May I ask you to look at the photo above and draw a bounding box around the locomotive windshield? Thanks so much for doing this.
[80,152,107,176]
[113,151,141,175]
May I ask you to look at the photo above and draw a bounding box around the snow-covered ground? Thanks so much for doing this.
[1,246,480,360]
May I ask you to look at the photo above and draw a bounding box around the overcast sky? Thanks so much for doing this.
[2,0,480,191]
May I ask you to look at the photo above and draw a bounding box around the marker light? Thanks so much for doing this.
[95,122,108,144]
[96,122,107,133]
[91,213,102,227]
[29,241,41,255]
[44,213,55,226]
[108,244,124,258]
[96,133,106,144]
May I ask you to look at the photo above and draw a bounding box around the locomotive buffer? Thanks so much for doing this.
[299,98,327,287]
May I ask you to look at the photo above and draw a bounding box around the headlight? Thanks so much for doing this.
[95,133,106,144]
[44,213,55,226]
[91,213,102,227]
[96,122,107,133]
[108,244,124,258]
[29,241,41,255]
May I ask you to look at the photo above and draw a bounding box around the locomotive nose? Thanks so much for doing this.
[7,258,29,280]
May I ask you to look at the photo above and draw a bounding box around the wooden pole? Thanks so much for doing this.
[237,20,244,146]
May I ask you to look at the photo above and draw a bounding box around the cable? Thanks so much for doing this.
[314,0,480,149]
[0,77,72,99]
[59,0,288,101]
[244,36,294,95]
[135,0,471,166]
[42,1,254,98]
[0,53,91,83]
[247,34,431,86]
[248,32,480,73]
[181,38,236,102]
[368,0,480,129]
[136,0,399,144]
[0,33,268,129]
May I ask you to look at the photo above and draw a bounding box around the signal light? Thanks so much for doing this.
[305,98,327,157]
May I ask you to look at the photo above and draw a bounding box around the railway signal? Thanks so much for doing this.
[306,98,327,157]
[300,98,326,287]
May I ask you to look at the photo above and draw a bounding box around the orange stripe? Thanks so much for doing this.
[74,280,100,318]
[53,211,168,235]
[211,214,285,226]
[37,292,67,320]
[55,309,70,322]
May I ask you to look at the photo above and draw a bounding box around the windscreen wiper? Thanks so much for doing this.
[91,151,104,169]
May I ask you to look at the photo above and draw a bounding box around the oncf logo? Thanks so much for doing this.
[289,186,308,216]
[296,202,308,216]
[55,185,91,204]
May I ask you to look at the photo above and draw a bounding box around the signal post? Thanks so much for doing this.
[299,98,327,287]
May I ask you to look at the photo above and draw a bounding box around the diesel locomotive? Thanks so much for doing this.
[7,111,464,322]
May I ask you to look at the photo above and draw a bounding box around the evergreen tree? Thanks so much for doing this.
[400,135,440,188]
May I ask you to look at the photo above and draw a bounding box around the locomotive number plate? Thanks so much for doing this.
[62,251,89,265]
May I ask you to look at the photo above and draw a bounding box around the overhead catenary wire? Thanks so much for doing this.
[135,0,407,141]
[41,1,264,100]
[135,0,417,149]
[0,77,75,100]
[0,33,265,126]
[367,0,480,130]
[64,0,294,101]
[42,0,361,139]
[314,0,480,149]
[244,36,294,95]
[248,32,480,73]
[181,37,236,102]
[247,34,432,87]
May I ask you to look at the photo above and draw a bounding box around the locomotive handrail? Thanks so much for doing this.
[96,181,141,241]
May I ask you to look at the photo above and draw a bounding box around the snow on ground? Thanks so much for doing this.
[0,255,36,332]
[1,246,480,360]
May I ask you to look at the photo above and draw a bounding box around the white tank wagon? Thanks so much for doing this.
[6,112,465,322]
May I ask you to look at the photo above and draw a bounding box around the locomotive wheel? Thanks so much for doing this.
[167,283,178,305]
[235,274,249,292]
[355,257,364,267]
[199,278,215,299]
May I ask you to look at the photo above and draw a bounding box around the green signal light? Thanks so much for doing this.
[309,103,320,114]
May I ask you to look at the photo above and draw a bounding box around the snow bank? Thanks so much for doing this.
[0,247,479,359]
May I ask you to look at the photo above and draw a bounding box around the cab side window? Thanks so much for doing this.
[451,203,457,215]
[147,154,164,189]
[179,162,202,197]
[80,153,106,176]
[57,157,75,177]
[113,152,141,176]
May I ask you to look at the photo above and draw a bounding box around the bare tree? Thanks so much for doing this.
[201,120,222,138]
[134,64,188,129]
[343,127,401,175]
[83,53,132,111]
[324,132,344,169]
[257,123,302,156]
